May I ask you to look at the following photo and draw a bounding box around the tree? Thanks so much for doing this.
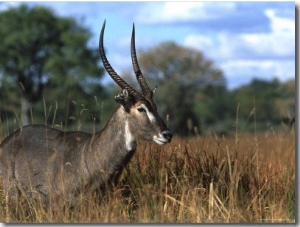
[126,42,226,136]
[0,5,104,125]
[276,79,295,122]
[229,78,290,132]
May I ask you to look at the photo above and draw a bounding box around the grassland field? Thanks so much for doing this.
[0,127,296,223]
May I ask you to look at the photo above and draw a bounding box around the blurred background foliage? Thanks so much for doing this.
[0,5,295,137]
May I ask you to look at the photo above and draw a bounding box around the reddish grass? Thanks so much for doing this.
[0,131,295,223]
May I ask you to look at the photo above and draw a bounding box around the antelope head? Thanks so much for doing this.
[99,21,172,145]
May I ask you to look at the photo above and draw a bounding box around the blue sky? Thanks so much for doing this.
[0,1,296,90]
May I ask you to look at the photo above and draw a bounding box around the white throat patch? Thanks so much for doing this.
[124,120,136,151]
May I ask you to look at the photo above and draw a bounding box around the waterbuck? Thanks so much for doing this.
[0,21,172,212]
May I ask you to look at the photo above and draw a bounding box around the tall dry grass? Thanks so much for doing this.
[0,129,295,223]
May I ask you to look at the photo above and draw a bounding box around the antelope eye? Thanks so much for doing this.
[137,107,146,113]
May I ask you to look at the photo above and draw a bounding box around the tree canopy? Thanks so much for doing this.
[125,42,226,135]
[0,5,104,126]
[120,42,294,136]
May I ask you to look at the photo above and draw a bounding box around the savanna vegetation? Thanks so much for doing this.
[0,129,295,223]
[0,5,295,137]
[0,4,295,223]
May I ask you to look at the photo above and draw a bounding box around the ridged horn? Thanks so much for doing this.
[99,20,143,99]
[131,23,152,98]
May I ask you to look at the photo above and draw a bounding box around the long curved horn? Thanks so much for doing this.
[99,20,143,99]
[131,23,152,98]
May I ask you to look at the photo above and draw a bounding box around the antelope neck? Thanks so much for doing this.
[98,107,136,153]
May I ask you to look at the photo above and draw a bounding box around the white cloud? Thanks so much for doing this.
[136,2,236,24]
[184,33,237,60]
[183,6,295,89]
[156,2,210,22]
[238,9,295,58]
[185,35,214,50]
[0,2,21,11]
[221,59,295,89]
[265,9,294,33]
[1,1,294,90]
[185,11,295,60]
[222,60,295,79]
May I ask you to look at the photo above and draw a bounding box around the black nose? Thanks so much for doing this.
[162,131,172,142]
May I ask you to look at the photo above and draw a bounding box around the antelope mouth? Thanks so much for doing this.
[153,134,171,145]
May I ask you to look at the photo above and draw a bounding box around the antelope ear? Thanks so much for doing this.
[115,89,135,111]
[153,85,158,95]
